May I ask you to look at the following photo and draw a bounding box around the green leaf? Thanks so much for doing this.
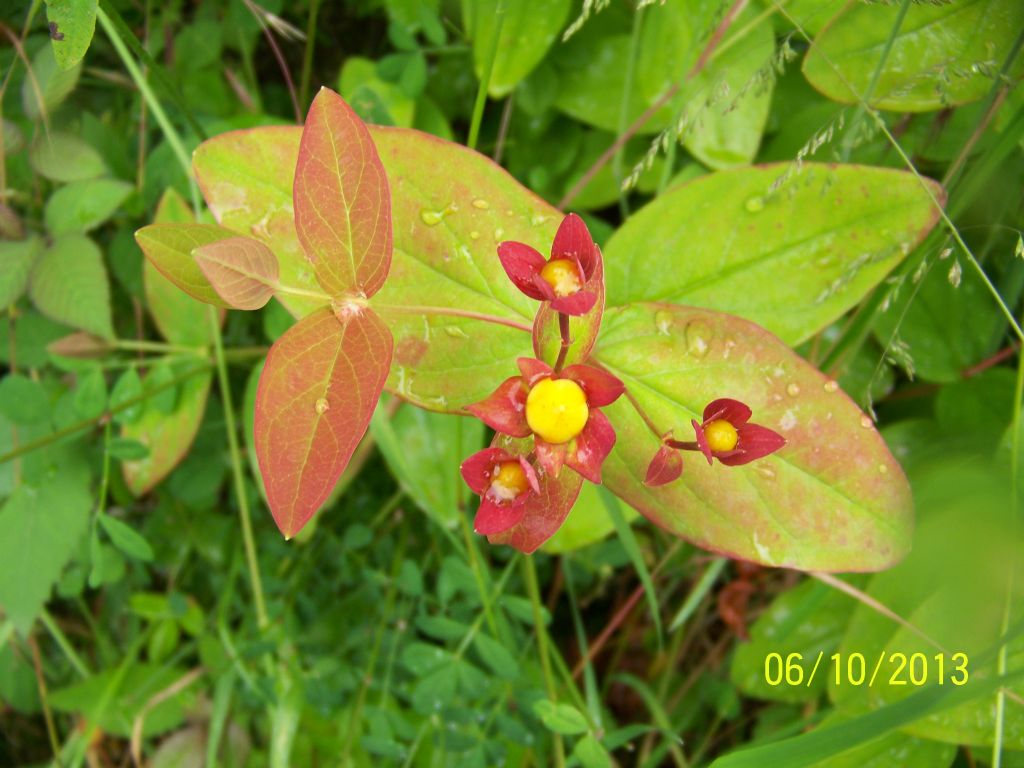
[473,632,519,680]
[371,397,484,527]
[573,735,612,768]
[29,234,114,339]
[0,236,43,308]
[803,0,1024,112]
[44,0,98,70]
[463,0,571,98]
[98,512,154,561]
[106,437,150,461]
[0,481,92,634]
[44,178,132,236]
[21,43,80,120]
[135,223,238,309]
[604,164,943,345]
[74,366,108,420]
[595,303,912,571]
[533,699,589,735]
[122,368,212,495]
[110,367,144,425]
[29,131,106,181]
[0,374,50,425]
[806,711,956,768]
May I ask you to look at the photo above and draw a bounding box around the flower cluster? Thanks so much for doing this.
[459,214,786,552]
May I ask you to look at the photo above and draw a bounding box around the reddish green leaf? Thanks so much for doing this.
[255,306,393,538]
[293,87,392,298]
[194,235,279,310]
[135,223,237,308]
[122,367,212,495]
[144,190,219,346]
[595,303,912,572]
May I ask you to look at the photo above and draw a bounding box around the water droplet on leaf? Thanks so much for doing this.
[684,321,712,358]
[860,414,874,429]
[472,198,489,210]
[786,383,800,397]
[823,380,839,393]
[445,326,469,339]
[654,310,673,335]
[745,196,765,213]
[315,398,329,414]
[470,231,480,240]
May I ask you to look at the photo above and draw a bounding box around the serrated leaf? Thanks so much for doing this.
[98,512,154,561]
[29,234,114,339]
[44,178,132,235]
[293,87,391,298]
[463,0,571,98]
[21,44,80,120]
[135,223,237,308]
[594,303,912,571]
[604,164,943,345]
[803,0,1024,112]
[122,368,212,495]
[255,306,393,538]
[30,131,106,181]
[0,236,42,308]
[45,0,98,70]
[194,235,279,310]
[0,481,92,634]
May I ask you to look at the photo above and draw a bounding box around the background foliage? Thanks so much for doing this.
[1,0,1023,766]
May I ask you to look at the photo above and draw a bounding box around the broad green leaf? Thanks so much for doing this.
[830,459,1024,747]
[21,44,80,120]
[29,234,114,339]
[45,0,98,70]
[29,131,106,181]
[98,512,154,561]
[293,88,391,298]
[255,306,392,538]
[0,480,92,634]
[594,304,912,571]
[807,711,956,768]
[194,235,279,310]
[765,0,845,35]
[144,189,219,346]
[193,125,556,410]
[463,0,571,98]
[803,0,1024,112]
[136,223,237,308]
[0,374,50,425]
[731,577,864,703]
[533,699,589,736]
[370,398,484,528]
[44,178,132,235]
[604,164,943,345]
[340,57,415,127]
[122,368,213,495]
[0,235,43,307]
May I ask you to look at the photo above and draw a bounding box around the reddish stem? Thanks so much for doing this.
[553,312,571,372]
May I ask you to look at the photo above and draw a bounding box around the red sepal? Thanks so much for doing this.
[645,445,683,487]
[550,290,597,316]
[692,419,713,465]
[497,241,548,300]
[460,447,508,495]
[562,364,624,407]
[551,213,598,280]
[566,409,616,483]
[466,377,530,437]
[535,438,567,478]
[474,496,529,535]
[719,424,787,466]
[517,356,553,387]
[703,398,752,426]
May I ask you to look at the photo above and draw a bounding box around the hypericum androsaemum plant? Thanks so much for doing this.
[137,87,937,572]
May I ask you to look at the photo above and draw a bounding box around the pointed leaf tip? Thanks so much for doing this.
[193,235,279,310]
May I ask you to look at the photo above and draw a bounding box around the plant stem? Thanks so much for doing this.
[299,0,322,107]
[553,313,571,372]
[39,610,91,678]
[522,555,565,767]
[466,2,505,150]
[208,308,268,630]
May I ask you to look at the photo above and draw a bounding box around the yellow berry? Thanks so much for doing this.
[526,378,589,444]
[489,461,529,501]
[705,419,738,453]
[540,258,582,297]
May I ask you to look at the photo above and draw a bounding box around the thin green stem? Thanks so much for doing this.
[39,610,91,678]
[298,0,322,107]
[113,338,203,355]
[522,555,565,767]
[97,7,201,213]
[466,2,505,150]
[208,308,268,630]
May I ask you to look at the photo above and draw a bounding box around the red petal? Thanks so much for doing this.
[498,241,548,300]
[562,364,624,407]
[566,410,616,483]
[474,495,530,536]
[460,447,508,495]
[535,438,567,478]
[530,272,558,301]
[488,467,583,554]
[466,377,530,437]
[702,398,752,427]
[692,419,713,465]
[517,356,553,386]
[518,456,541,494]
[551,213,598,279]
[644,445,683,487]
[718,424,787,466]
[550,290,597,316]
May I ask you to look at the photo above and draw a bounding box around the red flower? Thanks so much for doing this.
[690,398,785,466]
[460,448,540,535]
[498,213,600,316]
[466,357,623,483]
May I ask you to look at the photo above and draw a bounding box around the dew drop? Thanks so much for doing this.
[755,465,776,480]
[420,209,444,226]
[684,320,712,358]
[745,195,765,213]
[654,310,673,335]
[878,464,889,474]
[786,383,800,397]
[860,414,874,429]
[823,380,839,393]
[470,230,480,240]
[445,326,469,339]
[315,398,329,414]
[530,213,549,226]
[779,410,797,431]
[493,227,505,240]
[723,336,737,359]
[472,198,490,210]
